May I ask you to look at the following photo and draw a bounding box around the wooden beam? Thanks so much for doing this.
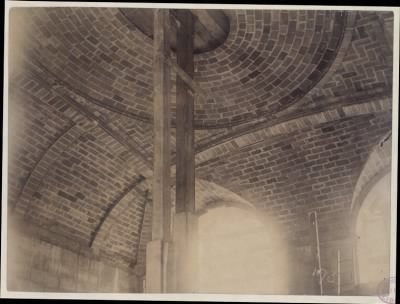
[152,8,172,241]
[171,12,199,291]
[175,10,195,213]
[146,8,172,294]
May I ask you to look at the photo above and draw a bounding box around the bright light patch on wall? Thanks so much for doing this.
[355,173,391,294]
[196,206,289,294]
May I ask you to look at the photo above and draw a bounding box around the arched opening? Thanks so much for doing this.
[196,205,289,294]
[355,172,391,294]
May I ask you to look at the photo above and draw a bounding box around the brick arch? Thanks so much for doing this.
[193,10,351,127]
[7,87,90,213]
[89,176,146,247]
[195,97,392,168]
[193,189,289,242]
[8,63,157,269]
[13,123,89,213]
[90,182,148,267]
[350,132,392,216]
[25,59,154,173]
[8,80,153,266]
[350,143,392,291]
[196,178,256,215]
[169,178,255,215]
[196,111,392,244]
[14,7,353,129]
[9,67,154,209]
[293,11,393,112]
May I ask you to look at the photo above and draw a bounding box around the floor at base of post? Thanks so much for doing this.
[172,211,199,293]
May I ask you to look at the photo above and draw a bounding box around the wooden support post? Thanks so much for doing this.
[146,8,171,293]
[175,10,195,214]
[173,9,198,293]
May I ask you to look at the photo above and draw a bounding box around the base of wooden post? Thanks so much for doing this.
[145,239,169,293]
[171,212,199,293]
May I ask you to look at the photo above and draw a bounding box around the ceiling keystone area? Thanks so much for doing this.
[7,8,393,275]
[119,9,230,55]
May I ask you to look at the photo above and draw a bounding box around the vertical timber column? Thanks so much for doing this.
[173,9,198,293]
[146,8,171,293]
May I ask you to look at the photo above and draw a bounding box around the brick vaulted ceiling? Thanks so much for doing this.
[7,7,393,275]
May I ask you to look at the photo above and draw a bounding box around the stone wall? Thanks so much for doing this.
[7,217,143,293]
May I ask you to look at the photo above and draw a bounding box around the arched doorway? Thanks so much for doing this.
[196,205,289,294]
[355,173,391,294]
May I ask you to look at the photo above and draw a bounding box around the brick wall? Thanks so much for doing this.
[196,112,391,294]
[10,8,353,129]
[7,217,143,293]
[7,84,149,268]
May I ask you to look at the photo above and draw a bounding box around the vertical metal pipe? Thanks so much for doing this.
[163,241,169,292]
[337,249,341,295]
[311,211,323,295]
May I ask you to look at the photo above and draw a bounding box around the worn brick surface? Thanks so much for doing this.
[7,222,141,292]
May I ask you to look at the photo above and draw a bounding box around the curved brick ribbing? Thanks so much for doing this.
[9,68,155,268]
[92,188,147,266]
[170,178,255,213]
[9,73,149,247]
[196,113,392,242]
[14,123,82,213]
[23,125,142,242]
[14,59,154,176]
[16,8,349,128]
[350,134,392,215]
[132,200,152,276]
[8,89,75,211]
[193,98,391,166]
[194,10,348,126]
[298,12,393,110]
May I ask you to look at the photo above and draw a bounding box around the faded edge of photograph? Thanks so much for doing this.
[1,2,398,303]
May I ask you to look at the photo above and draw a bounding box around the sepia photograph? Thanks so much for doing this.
[1,2,398,303]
